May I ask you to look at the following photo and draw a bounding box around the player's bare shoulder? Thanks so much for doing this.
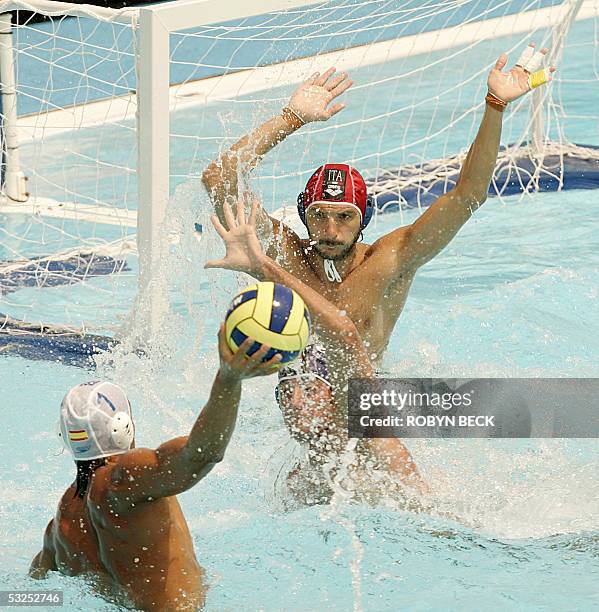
[88,448,157,512]
[355,226,415,302]
[264,217,305,264]
[371,223,412,254]
[367,224,414,273]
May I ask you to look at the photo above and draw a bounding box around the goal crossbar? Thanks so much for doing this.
[0,0,136,23]
[14,1,599,143]
[134,0,597,340]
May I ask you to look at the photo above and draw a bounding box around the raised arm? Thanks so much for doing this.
[205,198,374,381]
[201,68,353,235]
[389,44,556,271]
[107,333,280,509]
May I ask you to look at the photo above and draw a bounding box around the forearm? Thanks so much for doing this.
[406,103,504,268]
[257,256,374,414]
[184,369,242,464]
[456,103,503,204]
[364,438,427,492]
[257,256,359,348]
[115,367,250,502]
[202,113,300,218]
[259,255,374,400]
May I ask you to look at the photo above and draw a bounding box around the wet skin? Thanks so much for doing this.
[30,341,280,611]
[32,458,205,611]
[266,204,415,363]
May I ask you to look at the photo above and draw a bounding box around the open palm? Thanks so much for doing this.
[488,45,556,103]
[205,198,265,276]
[288,67,353,122]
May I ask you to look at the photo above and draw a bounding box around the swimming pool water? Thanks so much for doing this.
[2,184,599,610]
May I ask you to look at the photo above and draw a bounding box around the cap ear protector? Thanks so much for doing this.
[56,412,134,453]
[56,420,64,444]
[297,191,375,229]
[110,412,134,450]
[362,195,375,227]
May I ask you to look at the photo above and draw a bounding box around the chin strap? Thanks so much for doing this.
[324,259,342,283]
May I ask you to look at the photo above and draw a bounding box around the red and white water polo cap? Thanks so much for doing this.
[299,163,371,226]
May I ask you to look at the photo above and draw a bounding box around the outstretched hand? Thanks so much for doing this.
[217,325,282,380]
[288,67,353,122]
[487,43,556,104]
[205,197,266,276]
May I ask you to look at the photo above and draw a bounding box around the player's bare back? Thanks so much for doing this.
[47,463,205,611]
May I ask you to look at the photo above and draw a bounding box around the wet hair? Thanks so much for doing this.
[74,458,107,498]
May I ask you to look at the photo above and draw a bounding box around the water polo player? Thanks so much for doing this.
[30,333,280,610]
[203,46,557,371]
[206,197,425,503]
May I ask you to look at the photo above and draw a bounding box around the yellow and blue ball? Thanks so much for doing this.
[224,281,311,365]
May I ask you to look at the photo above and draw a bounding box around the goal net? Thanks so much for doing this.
[0,0,597,358]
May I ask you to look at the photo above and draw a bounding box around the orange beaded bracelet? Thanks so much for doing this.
[485,91,508,112]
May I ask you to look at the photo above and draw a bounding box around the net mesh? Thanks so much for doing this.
[1,6,137,331]
[0,0,598,336]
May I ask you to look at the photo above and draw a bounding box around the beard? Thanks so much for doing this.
[313,242,354,261]
[310,230,361,261]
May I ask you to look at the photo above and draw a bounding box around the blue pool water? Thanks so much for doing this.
[2,186,599,610]
[2,5,599,611]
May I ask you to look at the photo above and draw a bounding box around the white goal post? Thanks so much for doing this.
[0,0,597,350]
[135,0,325,340]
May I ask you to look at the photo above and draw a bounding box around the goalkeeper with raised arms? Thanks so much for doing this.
[202,44,556,376]
[206,197,426,505]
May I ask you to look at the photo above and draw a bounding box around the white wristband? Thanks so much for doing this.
[524,51,546,73]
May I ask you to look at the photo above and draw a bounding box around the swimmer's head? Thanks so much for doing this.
[58,381,135,461]
[297,164,374,258]
[275,346,332,412]
[276,376,332,430]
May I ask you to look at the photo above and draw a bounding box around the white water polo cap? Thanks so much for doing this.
[58,381,134,460]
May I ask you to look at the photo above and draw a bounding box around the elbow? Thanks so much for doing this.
[182,442,226,474]
[29,555,47,580]
[329,311,360,342]
[203,448,226,466]
[455,184,488,209]
[29,568,46,580]
[201,164,217,194]
[202,154,240,202]
[187,452,225,481]
[202,152,238,182]
[473,192,488,207]
[315,313,358,345]
[338,320,362,348]
[201,155,228,188]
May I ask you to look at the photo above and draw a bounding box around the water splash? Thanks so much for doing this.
[320,440,364,612]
